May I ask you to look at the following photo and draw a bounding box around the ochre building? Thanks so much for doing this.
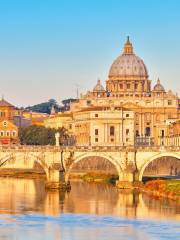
[0,120,18,144]
[0,99,18,144]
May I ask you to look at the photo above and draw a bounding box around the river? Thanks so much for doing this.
[0,177,179,240]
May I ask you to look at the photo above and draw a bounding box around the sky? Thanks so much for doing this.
[0,0,180,107]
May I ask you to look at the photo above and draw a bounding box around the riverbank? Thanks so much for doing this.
[69,172,118,184]
[70,172,179,203]
[142,179,180,202]
[0,169,46,179]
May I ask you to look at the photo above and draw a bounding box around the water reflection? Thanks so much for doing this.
[0,177,179,221]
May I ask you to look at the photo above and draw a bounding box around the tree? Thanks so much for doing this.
[19,125,69,145]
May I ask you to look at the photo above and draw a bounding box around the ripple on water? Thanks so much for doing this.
[0,213,179,240]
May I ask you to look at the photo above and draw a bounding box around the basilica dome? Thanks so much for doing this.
[108,37,148,79]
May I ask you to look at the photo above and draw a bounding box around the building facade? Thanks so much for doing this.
[0,120,18,144]
[44,112,72,129]
[0,99,18,144]
[72,107,134,146]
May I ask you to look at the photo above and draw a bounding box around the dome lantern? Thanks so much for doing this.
[123,36,133,54]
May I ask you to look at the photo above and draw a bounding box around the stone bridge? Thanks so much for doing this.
[0,145,179,188]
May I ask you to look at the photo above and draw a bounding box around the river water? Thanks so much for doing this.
[0,178,179,240]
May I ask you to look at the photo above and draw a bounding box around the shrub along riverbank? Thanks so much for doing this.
[142,179,180,202]
[0,169,46,179]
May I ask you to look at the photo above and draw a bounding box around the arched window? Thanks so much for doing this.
[0,131,4,137]
[136,130,139,136]
[6,131,10,137]
[12,131,17,137]
[145,127,150,136]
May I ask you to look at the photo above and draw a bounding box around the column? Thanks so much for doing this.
[119,123,121,145]
[144,80,148,92]
[142,113,145,136]
[151,114,154,137]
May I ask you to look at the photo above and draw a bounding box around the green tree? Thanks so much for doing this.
[19,125,69,145]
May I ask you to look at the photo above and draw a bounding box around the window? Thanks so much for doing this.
[135,114,139,121]
[145,127,150,136]
[95,138,98,142]
[0,112,5,117]
[120,84,123,89]
[161,130,165,137]
[12,131,16,137]
[126,129,129,135]
[3,121,7,127]
[110,126,115,136]
[155,101,160,106]
[95,129,98,135]
[136,130,139,136]
[168,100,172,105]
[111,138,114,142]
[0,131,4,137]
[127,84,130,89]
[87,100,91,105]
[168,114,172,119]
[126,114,129,118]
[135,83,138,90]
[95,114,98,118]
[6,131,10,137]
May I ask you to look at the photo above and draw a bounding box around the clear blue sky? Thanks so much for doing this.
[0,0,179,106]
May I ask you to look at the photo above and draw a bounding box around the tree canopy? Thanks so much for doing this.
[19,125,69,145]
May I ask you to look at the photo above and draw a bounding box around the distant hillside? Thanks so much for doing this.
[24,98,77,114]
[25,99,60,114]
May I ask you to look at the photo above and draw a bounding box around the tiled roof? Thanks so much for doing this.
[0,99,14,107]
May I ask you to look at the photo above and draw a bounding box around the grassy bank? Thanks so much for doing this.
[0,169,46,179]
[143,179,180,202]
[70,172,118,184]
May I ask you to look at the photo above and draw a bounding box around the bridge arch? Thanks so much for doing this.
[0,153,49,179]
[139,152,180,181]
[65,152,121,182]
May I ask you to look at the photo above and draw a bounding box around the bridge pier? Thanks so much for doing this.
[116,171,134,189]
[45,168,71,191]
[116,170,141,189]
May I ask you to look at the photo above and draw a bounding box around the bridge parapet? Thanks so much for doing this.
[0,145,179,153]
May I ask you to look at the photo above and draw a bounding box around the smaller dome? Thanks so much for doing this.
[93,79,105,92]
[153,79,165,92]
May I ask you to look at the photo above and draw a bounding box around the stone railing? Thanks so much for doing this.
[0,144,179,152]
[158,136,180,147]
